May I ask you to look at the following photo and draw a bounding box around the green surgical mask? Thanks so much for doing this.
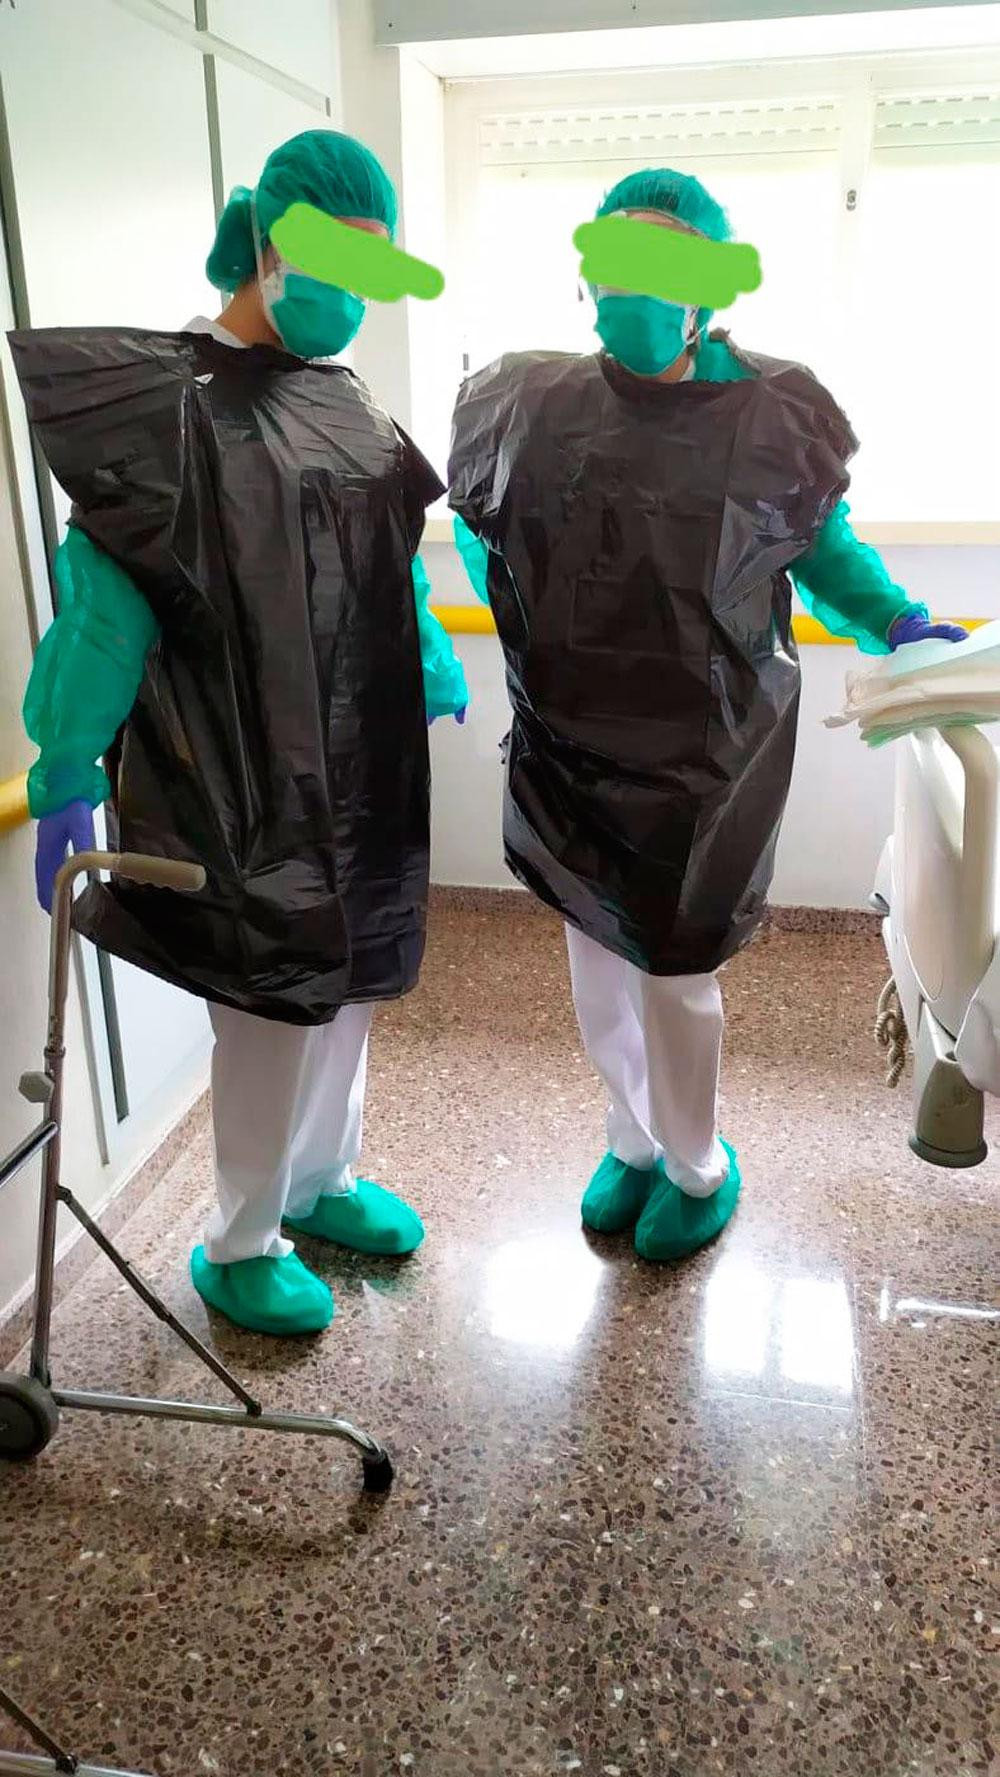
[260,254,365,359]
[595,292,696,377]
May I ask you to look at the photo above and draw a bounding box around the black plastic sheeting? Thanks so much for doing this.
[449,341,856,975]
[11,327,443,1023]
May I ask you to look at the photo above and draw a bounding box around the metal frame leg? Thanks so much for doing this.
[37,1181,391,1474]
[0,1683,153,1777]
[0,1758,150,1777]
[910,1003,988,1168]
[2,851,394,1486]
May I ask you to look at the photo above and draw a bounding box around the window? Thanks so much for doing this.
[444,64,1000,525]
[846,101,1000,519]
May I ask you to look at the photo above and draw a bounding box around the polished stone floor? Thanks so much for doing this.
[1,897,997,1776]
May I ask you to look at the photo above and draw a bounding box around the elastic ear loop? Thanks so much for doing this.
[250,193,269,288]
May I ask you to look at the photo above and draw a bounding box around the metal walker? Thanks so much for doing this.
[0,850,395,1773]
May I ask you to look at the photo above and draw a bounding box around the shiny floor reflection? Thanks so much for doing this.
[1,895,996,1777]
[703,1257,855,1397]
[485,1233,606,1350]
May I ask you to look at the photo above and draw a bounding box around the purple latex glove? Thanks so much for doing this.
[428,708,468,727]
[889,614,968,650]
[35,800,96,914]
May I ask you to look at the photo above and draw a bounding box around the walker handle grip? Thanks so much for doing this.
[108,854,206,893]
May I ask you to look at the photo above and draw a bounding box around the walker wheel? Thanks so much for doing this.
[361,1451,394,1493]
[0,1374,60,1461]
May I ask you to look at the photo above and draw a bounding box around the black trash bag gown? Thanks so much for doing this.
[12,326,443,1022]
[448,342,856,975]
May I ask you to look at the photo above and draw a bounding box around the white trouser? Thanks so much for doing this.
[566,925,729,1198]
[203,1001,374,1264]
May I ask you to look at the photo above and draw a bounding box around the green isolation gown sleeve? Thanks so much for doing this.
[790,501,927,656]
[412,552,469,721]
[23,526,160,818]
[452,514,491,605]
[694,333,925,653]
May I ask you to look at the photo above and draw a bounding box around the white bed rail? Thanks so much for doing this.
[881,725,998,1167]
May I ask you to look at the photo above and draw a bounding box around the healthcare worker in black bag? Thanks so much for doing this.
[15,130,467,1337]
[450,167,964,1264]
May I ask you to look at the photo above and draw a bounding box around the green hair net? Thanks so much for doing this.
[206,128,399,293]
[596,168,731,241]
[593,166,733,350]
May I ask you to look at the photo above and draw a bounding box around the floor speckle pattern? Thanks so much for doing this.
[1,900,996,1775]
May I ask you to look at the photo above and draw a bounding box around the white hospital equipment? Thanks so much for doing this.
[872,725,999,1166]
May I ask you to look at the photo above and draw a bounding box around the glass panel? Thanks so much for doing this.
[214,57,328,200]
[2,0,217,330]
[3,0,214,1120]
[206,0,332,95]
[844,151,1000,521]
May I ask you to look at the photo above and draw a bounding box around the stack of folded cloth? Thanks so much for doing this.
[827,620,1000,746]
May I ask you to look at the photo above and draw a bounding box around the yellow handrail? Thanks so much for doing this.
[431,605,986,645]
[1,612,986,839]
[0,771,30,835]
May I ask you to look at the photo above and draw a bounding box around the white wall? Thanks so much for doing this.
[425,538,1000,908]
[337,0,414,427]
[337,3,453,474]
[399,53,451,480]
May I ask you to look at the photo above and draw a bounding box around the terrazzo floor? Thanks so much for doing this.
[1,897,997,1776]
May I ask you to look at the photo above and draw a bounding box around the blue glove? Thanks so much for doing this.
[35,800,96,914]
[889,614,968,650]
[428,708,467,728]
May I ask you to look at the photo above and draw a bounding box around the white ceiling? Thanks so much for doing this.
[406,5,1000,79]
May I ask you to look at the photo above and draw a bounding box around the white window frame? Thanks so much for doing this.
[441,43,1000,541]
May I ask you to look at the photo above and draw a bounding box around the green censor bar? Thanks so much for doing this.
[574,216,762,309]
[270,203,445,302]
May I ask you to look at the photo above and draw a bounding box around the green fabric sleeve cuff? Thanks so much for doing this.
[452,514,491,607]
[792,502,927,655]
[412,552,470,720]
[27,758,111,819]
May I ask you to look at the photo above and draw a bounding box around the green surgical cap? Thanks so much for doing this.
[596,168,731,244]
[207,129,398,293]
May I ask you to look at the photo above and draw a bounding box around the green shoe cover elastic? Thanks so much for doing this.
[634,1142,741,1262]
[581,1151,659,1234]
[284,1178,424,1256]
[190,1247,334,1335]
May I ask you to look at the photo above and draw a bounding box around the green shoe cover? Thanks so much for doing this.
[634,1142,741,1262]
[284,1178,424,1256]
[581,1152,659,1234]
[190,1247,334,1335]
